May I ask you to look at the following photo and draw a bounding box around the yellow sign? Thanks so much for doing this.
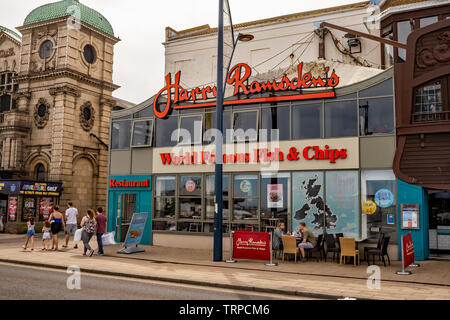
[362,201,377,215]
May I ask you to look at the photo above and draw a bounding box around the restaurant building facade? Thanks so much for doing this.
[107,0,450,260]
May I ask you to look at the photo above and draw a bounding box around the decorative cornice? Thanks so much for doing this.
[100,97,116,107]
[15,68,120,92]
[49,85,81,97]
[15,90,32,101]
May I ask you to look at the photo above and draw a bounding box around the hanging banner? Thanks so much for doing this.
[232,230,271,261]
[402,232,415,269]
[267,184,283,208]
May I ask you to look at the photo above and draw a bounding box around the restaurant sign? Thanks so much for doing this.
[153,62,340,118]
[232,230,271,262]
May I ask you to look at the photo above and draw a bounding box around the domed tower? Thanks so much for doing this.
[12,0,120,216]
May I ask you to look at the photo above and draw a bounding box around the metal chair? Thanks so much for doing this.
[364,233,384,262]
[366,236,391,266]
[305,234,324,262]
[324,233,340,263]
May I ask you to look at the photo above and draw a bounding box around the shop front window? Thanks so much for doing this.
[39,197,54,221]
[152,220,176,231]
[155,116,178,147]
[413,81,443,121]
[232,110,258,142]
[132,120,153,147]
[260,105,290,141]
[179,175,202,220]
[179,115,202,145]
[361,170,397,242]
[233,175,258,221]
[325,100,358,138]
[22,197,36,222]
[260,172,290,231]
[154,176,176,219]
[292,103,322,140]
[205,174,229,220]
[111,120,131,150]
[359,97,394,135]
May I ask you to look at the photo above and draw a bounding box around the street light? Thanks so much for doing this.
[214,1,253,262]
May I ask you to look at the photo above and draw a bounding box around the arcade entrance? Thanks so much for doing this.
[429,191,450,259]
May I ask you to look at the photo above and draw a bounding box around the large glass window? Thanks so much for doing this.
[205,174,229,220]
[179,175,202,221]
[179,115,202,145]
[232,110,258,142]
[111,120,131,150]
[414,81,442,121]
[154,176,176,219]
[359,97,394,135]
[260,173,290,231]
[325,101,358,138]
[359,78,393,98]
[22,197,37,222]
[132,120,153,147]
[292,103,322,140]
[361,170,397,242]
[420,16,438,28]
[260,105,290,141]
[134,106,154,118]
[204,111,231,144]
[233,175,258,221]
[155,116,178,147]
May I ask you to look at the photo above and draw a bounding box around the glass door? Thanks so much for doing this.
[429,191,450,258]
[115,193,138,243]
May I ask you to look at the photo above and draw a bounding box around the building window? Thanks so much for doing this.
[22,197,36,222]
[179,115,202,145]
[179,175,202,221]
[0,95,11,112]
[133,106,154,118]
[292,103,322,140]
[83,45,96,64]
[260,172,290,231]
[397,20,412,63]
[413,81,442,121]
[154,176,176,219]
[232,110,258,142]
[35,163,46,181]
[360,78,393,98]
[325,100,358,138]
[382,27,394,68]
[233,174,258,222]
[420,16,438,28]
[111,120,131,149]
[205,174,229,220]
[39,40,53,60]
[132,120,153,147]
[361,170,397,242]
[260,105,290,141]
[359,97,394,135]
[155,116,178,147]
[203,111,230,144]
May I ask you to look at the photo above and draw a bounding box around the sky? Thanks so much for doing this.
[1,0,364,104]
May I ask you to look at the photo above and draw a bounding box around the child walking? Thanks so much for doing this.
[41,221,51,251]
[23,217,35,251]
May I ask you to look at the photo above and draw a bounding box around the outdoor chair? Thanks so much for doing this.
[339,237,360,266]
[366,236,391,266]
[324,233,340,263]
[335,233,344,250]
[364,233,385,262]
[305,234,324,262]
[281,236,299,263]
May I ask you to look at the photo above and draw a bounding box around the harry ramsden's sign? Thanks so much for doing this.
[160,145,348,165]
[153,62,340,119]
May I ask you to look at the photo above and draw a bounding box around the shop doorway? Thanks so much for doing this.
[115,193,138,243]
[0,194,7,232]
[429,190,450,259]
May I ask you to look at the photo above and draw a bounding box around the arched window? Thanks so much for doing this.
[35,163,46,181]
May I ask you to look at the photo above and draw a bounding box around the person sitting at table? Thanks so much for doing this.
[272,222,286,254]
[297,222,316,263]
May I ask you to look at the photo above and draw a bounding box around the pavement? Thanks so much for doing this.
[0,233,449,300]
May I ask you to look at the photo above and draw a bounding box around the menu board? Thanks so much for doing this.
[401,204,420,230]
[8,196,17,221]
[39,197,54,221]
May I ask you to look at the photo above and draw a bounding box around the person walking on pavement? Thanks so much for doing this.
[80,209,96,257]
[48,206,65,251]
[63,202,78,249]
[95,207,107,256]
[23,217,35,251]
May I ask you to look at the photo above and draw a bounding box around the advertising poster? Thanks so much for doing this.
[292,171,324,234]
[375,188,394,208]
[401,205,419,229]
[267,184,283,208]
[402,232,415,268]
[8,196,17,221]
[325,171,359,238]
[232,230,271,261]
[124,212,149,246]
[39,197,54,221]
[22,198,36,221]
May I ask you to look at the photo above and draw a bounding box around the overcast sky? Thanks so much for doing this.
[1,0,363,104]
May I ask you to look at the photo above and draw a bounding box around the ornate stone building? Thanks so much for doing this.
[0,0,120,230]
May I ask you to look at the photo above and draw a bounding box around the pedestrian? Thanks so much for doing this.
[63,202,79,249]
[95,207,107,256]
[48,206,65,251]
[23,217,35,251]
[80,209,96,257]
[41,221,51,251]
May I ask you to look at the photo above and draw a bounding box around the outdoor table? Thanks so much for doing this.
[355,237,368,261]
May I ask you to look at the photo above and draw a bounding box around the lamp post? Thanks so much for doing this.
[213,0,253,262]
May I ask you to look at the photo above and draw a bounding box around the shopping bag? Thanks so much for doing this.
[74,228,82,242]
[102,232,117,246]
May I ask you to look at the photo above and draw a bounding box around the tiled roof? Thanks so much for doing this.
[166,1,370,41]
[24,0,114,36]
[0,25,22,42]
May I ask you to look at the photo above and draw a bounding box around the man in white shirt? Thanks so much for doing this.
[63,202,78,249]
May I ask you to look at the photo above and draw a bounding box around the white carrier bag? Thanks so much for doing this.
[102,232,117,246]
[74,228,83,243]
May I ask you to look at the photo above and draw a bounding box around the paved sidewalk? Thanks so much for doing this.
[0,237,449,300]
